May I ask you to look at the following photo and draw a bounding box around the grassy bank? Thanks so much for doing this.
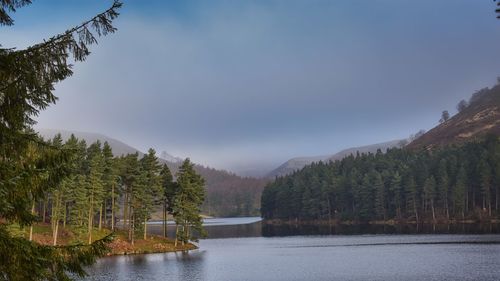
[8,223,196,256]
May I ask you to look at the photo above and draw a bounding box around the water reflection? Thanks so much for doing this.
[86,234,500,281]
[86,218,500,280]
[146,217,500,239]
[262,222,500,237]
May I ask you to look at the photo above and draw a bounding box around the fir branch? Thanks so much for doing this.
[16,0,122,58]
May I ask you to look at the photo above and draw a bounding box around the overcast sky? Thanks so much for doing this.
[4,0,500,176]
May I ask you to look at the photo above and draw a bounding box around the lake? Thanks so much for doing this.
[84,218,500,281]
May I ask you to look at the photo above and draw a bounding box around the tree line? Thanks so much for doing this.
[37,134,205,247]
[261,136,500,223]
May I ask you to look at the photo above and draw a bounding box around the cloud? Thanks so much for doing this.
[7,0,499,175]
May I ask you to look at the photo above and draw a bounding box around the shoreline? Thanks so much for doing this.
[262,218,500,226]
[23,224,197,257]
[105,234,198,256]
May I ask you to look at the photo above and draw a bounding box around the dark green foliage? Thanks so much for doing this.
[173,159,206,244]
[0,1,121,279]
[261,137,500,222]
[0,226,112,281]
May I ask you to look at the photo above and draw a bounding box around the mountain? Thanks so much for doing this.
[408,85,500,149]
[267,139,405,178]
[160,151,182,163]
[38,129,143,157]
[36,128,267,217]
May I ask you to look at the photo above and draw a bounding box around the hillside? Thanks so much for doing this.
[38,129,142,157]
[267,140,405,178]
[36,129,266,217]
[408,86,500,149]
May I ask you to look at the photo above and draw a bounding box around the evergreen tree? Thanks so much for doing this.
[453,166,467,219]
[478,153,492,216]
[0,1,121,278]
[390,171,402,220]
[102,142,119,230]
[437,159,450,219]
[86,142,105,244]
[423,176,437,223]
[138,149,162,240]
[160,164,177,238]
[173,159,206,246]
[374,172,386,220]
[119,153,141,244]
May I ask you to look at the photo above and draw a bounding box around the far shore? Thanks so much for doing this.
[263,218,500,226]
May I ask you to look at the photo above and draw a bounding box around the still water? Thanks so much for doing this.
[85,218,500,281]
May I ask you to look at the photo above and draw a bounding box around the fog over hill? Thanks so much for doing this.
[267,139,406,178]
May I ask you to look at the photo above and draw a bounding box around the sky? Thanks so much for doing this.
[3,0,500,176]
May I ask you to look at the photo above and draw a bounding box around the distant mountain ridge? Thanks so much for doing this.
[36,128,267,217]
[408,85,500,149]
[267,139,405,178]
[38,129,144,157]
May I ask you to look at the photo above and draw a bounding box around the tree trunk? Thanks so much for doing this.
[143,217,147,240]
[111,184,115,231]
[88,192,94,245]
[496,186,498,212]
[42,200,47,223]
[489,200,492,217]
[445,200,449,221]
[63,202,67,228]
[465,191,469,213]
[53,221,59,246]
[414,201,419,224]
[29,202,35,241]
[103,199,107,228]
[431,199,436,223]
[123,191,128,229]
[162,203,167,238]
[181,224,185,246]
[99,204,103,230]
[131,213,135,246]
[326,197,332,224]
[174,224,179,247]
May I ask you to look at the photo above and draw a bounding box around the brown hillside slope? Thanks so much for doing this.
[408,86,500,149]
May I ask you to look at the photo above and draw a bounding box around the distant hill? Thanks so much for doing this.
[36,128,267,217]
[38,129,143,157]
[267,140,405,178]
[408,85,500,149]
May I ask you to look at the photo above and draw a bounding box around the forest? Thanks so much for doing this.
[30,133,206,247]
[261,136,500,223]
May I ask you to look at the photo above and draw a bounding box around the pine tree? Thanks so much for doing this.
[173,159,205,246]
[390,171,402,220]
[424,176,437,223]
[0,1,120,276]
[437,159,450,220]
[102,142,119,230]
[86,142,105,244]
[478,153,492,216]
[373,171,386,220]
[119,153,141,244]
[405,176,419,223]
[138,149,162,240]
[453,166,467,219]
[160,164,177,237]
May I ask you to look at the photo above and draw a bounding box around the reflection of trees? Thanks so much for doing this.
[496,1,500,19]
